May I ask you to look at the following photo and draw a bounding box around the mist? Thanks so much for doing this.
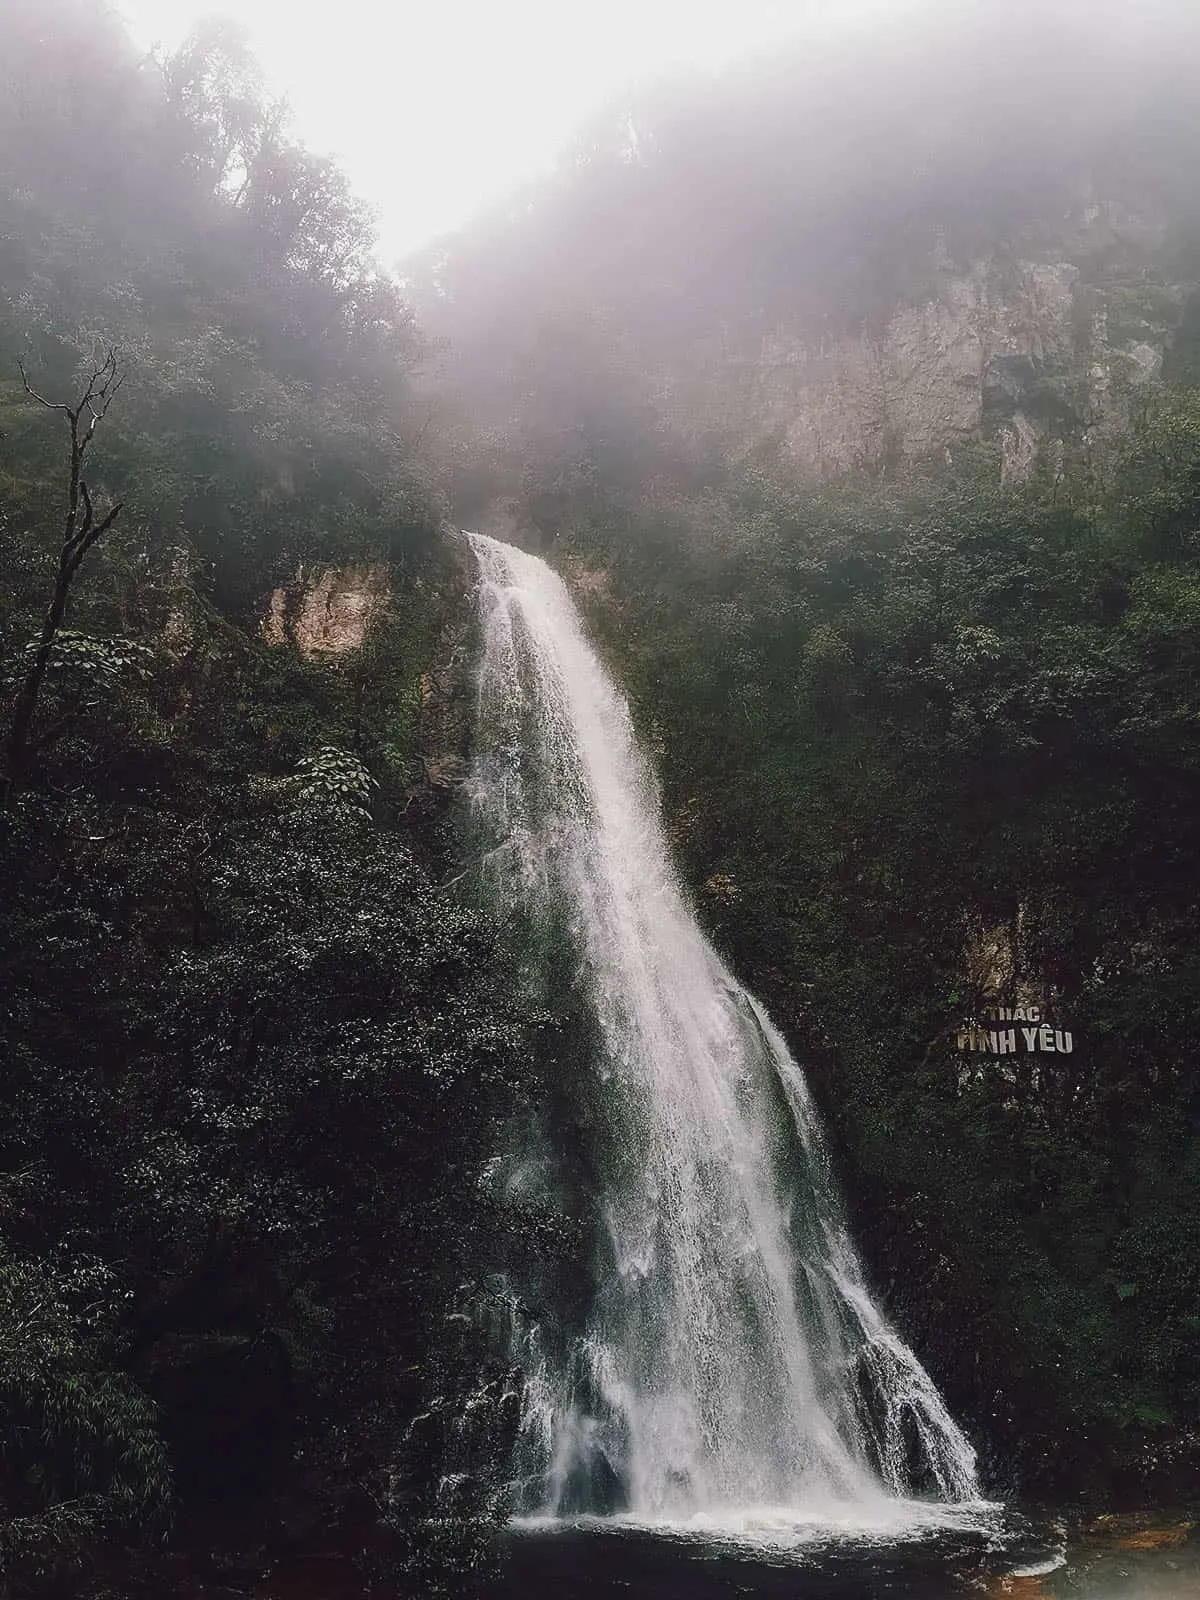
[408,0,1200,515]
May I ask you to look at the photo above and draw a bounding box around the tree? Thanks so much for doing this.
[4,350,124,796]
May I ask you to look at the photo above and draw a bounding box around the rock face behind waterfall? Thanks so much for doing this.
[466,533,981,1521]
[412,9,1200,506]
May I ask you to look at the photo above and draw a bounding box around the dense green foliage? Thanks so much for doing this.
[0,3,533,1593]
[506,402,1200,1498]
[0,0,438,617]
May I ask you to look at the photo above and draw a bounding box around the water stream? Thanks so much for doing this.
[466,532,983,1534]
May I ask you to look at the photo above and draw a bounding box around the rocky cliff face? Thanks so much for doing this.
[262,563,391,657]
[260,535,479,818]
[663,200,1193,483]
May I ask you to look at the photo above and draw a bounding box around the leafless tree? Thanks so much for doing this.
[4,350,125,796]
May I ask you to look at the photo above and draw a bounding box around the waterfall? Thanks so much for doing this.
[467,532,981,1525]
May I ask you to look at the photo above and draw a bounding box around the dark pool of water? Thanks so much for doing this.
[496,1514,1034,1598]
[492,1510,1200,1599]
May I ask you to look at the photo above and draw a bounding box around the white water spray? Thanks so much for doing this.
[468,533,980,1524]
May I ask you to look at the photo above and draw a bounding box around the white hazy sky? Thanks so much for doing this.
[115,0,901,267]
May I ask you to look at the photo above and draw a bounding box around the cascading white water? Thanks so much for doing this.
[467,532,981,1525]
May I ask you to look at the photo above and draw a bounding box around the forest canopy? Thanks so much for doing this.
[0,3,532,1594]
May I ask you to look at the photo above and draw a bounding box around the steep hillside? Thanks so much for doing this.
[416,1,1200,497]
[414,0,1200,1503]
[0,6,531,1594]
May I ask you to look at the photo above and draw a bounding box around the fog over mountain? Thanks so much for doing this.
[410,0,1200,508]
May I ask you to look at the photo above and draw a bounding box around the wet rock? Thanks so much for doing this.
[262,563,390,657]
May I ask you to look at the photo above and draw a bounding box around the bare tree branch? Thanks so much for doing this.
[3,355,127,798]
[17,360,70,415]
[86,502,123,548]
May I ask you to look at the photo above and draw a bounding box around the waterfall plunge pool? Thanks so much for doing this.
[258,1505,1195,1597]
[493,1505,1198,1598]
